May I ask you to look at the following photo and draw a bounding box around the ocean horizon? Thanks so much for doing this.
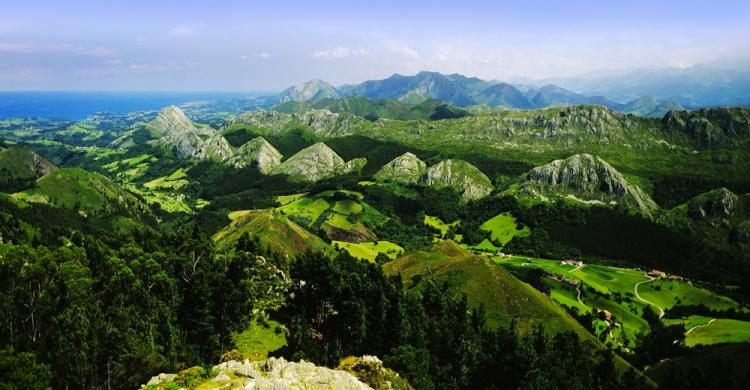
[0,91,273,120]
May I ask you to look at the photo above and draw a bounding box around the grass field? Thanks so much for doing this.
[275,192,307,206]
[638,279,739,311]
[277,191,388,239]
[213,209,333,257]
[383,241,600,341]
[663,315,714,330]
[683,319,750,347]
[333,240,404,262]
[144,168,189,190]
[424,214,459,238]
[479,212,530,245]
[231,319,286,360]
[496,256,747,348]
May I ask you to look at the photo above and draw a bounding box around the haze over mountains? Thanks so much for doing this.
[274,71,687,118]
[274,61,750,117]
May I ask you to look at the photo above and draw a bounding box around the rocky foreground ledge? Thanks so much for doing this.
[142,355,411,390]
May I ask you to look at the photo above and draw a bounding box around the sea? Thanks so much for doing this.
[0,91,271,120]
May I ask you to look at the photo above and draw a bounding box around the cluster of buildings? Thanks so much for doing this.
[561,259,584,267]
[647,269,684,281]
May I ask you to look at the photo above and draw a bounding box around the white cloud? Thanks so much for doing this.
[168,24,198,37]
[259,52,270,60]
[0,42,121,58]
[312,46,369,59]
[379,41,420,59]
[239,55,248,60]
[73,60,196,76]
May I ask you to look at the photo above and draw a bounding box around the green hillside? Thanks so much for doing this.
[212,208,332,257]
[382,240,598,339]
[275,96,468,121]
[0,147,57,191]
[12,167,150,218]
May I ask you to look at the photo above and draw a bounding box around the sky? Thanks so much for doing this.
[1,0,749,91]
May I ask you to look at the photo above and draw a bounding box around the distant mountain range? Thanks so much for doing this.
[275,71,689,118]
[537,58,750,108]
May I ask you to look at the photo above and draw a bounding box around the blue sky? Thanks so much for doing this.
[1,0,748,90]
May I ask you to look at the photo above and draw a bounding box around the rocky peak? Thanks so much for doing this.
[272,142,346,182]
[229,137,283,173]
[374,152,427,184]
[423,159,493,201]
[198,134,233,162]
[521,154,657,214]
[662,107,750,148]
[686,187,739,221]
[279,79,339,103]
[149,105,197,136]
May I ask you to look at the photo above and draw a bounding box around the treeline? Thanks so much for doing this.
[0,229,288,389]
[278,251,650,390]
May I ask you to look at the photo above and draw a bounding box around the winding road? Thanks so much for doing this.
[686,318,717,335]
[634,275,665,319]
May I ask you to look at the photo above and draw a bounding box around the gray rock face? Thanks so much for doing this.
[521,154,657,214]
[687,188,739,221]
[149,105,232,161]
[149,105,200,137]
[229,137,283,173]
[423,159,493,201]
[22,150,57,177]
[198,134,233,162]
[226,109,367,138]
[143,358,372,390]
[279,79,340,103]
[339,157,367,176]
[273,142,364,182]
[374,152,427,184]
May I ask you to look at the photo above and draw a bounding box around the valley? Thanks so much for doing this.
[0,80,748,390]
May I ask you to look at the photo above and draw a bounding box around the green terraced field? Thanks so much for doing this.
[424,214,459,237]
[496,256,746,348]
[663,315,714,330]
[278,191,388,236]
[333,240,404,262]
[275,193,307,206]
[638,279,740,311]
[684,319,750,347]
[278,197,331,226]
[479,212,530,245]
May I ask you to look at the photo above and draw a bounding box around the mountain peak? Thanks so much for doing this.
[279,79,339,103]
[229,137,283,173]
[423,159,493,201]
[520,154,658,215]
[272,142,346,182]
[374,152,427,184]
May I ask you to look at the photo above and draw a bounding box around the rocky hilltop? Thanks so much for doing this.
[225,109,368,138]
[142,356,410,390]
[518,154,658,215]
[279,79,340,103]
[229,137,283,173]
[149,106,233,161]
[0,147,57,185]
[272,142,365,182]
[374,152,427,184]
[663,107,750,148]
[423,159,493,201]
[662,188,750,251]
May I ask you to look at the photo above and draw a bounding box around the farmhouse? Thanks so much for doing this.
[561,259,583,267]
[647,269,666,278]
